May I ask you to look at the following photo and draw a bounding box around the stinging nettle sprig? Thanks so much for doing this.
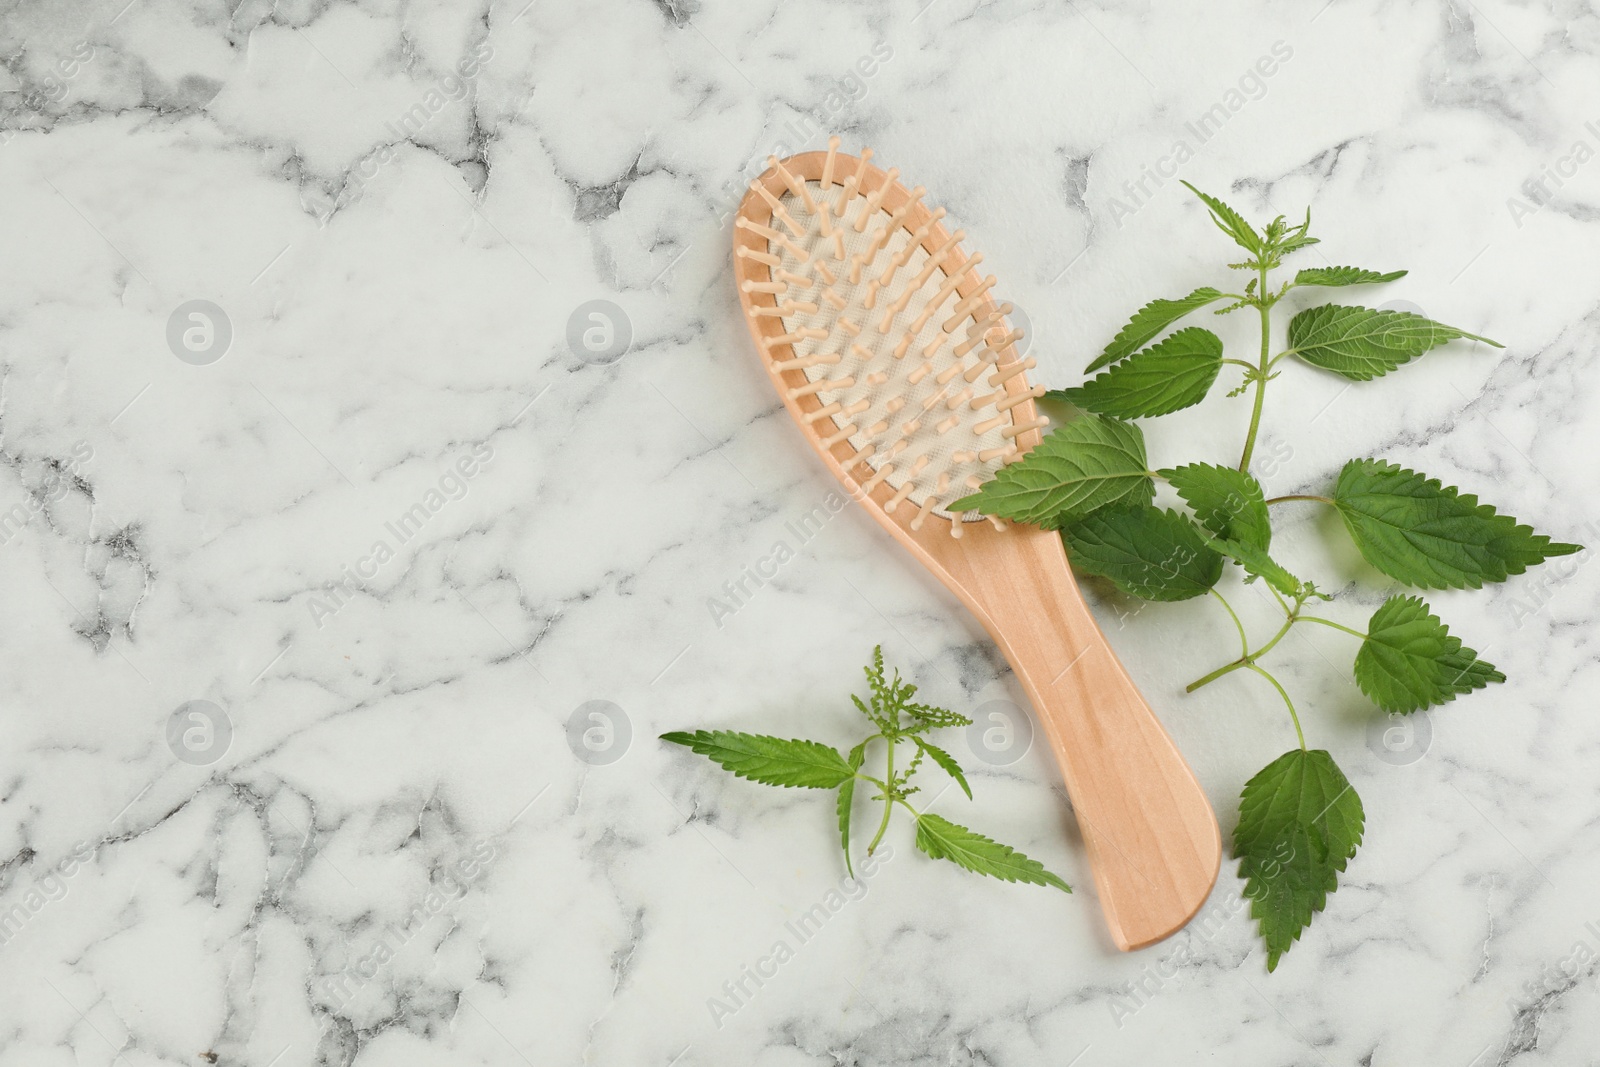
[661,647,1070,893]
[950,181,1582,971]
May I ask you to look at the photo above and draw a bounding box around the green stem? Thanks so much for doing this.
[1245,663,1306,750]
[894,796,923,819]
[1209,588,1250,659]
[1298,614,1366,639]
[867,738,896,855]
[1265,494,1334,506]
[1186,590,1303,692]
[1237,264,1272,472]
[1186,658,1248,693]
[1251,611,1298,662]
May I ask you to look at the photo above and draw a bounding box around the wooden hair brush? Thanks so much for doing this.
[732,139,1220,950]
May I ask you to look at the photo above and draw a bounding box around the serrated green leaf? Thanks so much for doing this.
[912,738,971,800]
[1287,304,1502,381]
[1162,463,1272,550]
[1053,328,1223,419]
[1354,595,1505,712]
[1182,181,1261,254]
[1332,459,1582,589]
[948,414,1154,528]
[1062,505,1223,601]
[914,812,1071,892]
[1274,233,1321,258]
[838,740,867,877]
[1203,535,1302,597]
[1235,749,1365,971]
[1293,266,1407,288]
[660,730,854,788]
[1087,288,1226,373]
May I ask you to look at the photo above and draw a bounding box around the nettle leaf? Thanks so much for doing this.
[837,740,868,876]
[913,738,972,800]
[949,415,1154,528]
[1287,304,1502,381]
[1235,749,1365,971]
[1204,535,1302,597]
[1354,596,1505,712]
[1163,463,1272,550]
[1053,328,1223,419]
[1182,181,1261,254]
[1063,506,1223,602]
[914,813,1071,892]
[1087,288,1226,373]
[1293,266,1407,288]
[1332,459,1582,589]
[660,731,854,788]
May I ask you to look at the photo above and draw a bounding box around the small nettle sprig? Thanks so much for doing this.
[949,182,1583,971]
[662,647,1070,892]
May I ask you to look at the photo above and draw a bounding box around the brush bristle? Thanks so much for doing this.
[746,146,1043,530]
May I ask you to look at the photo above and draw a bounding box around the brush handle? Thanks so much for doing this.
[930,521,1221,950]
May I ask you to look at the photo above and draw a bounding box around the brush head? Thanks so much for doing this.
[734,140,1045,536]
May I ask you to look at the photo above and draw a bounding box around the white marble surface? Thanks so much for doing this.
[1,0,1597,1063]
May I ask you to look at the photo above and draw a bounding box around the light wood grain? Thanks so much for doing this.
[918,520,1222,949]
[733,149,1220,950]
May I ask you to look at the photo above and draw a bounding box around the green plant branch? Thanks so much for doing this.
[1186,587,1309,693]
[894,796,924,819]
[1250,601,1302,661]
[1031,181,1561,970]
[1209,587,1250,659]
[1186,657,1248,692]
[662,647,1072,899]
[1298,614,1366,639]
[1245,663,1306,750]
[1238,262,1273,472]
[1186,586,1357,752]
[867,737,896,854]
